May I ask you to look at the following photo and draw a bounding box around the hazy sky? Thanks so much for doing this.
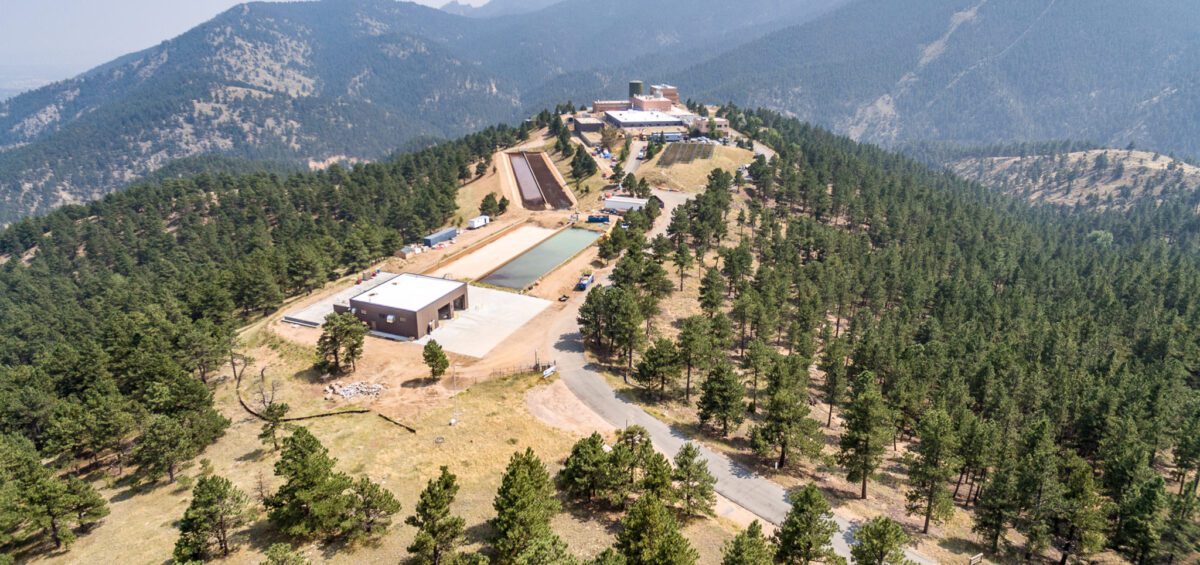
[0,0,484,84]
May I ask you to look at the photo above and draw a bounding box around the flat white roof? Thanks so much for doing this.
[606,196,649,204]
[605,110,684,124]
[351,273,465,312]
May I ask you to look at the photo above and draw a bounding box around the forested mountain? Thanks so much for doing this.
[0,0,843,225]
[588,105,1200,562]
[680,0,1200,158]
[439,0,563,18]
[0,118,529,557]
[4,101,1200,559]
[0,0,513,224]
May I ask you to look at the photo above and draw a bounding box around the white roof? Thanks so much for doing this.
[351,273,465,312]
[606,196,649,204]
[605,110,684,124]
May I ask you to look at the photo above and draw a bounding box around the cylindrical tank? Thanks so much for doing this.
[628,80,644,98]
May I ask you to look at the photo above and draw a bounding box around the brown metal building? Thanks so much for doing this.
[334,274,468,339]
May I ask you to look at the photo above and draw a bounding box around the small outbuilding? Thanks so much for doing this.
[423,228,459,247]
[574,117,604,133]
[335,273,468,339]
[604,196,649,212]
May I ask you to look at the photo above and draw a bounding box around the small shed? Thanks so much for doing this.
[423,228,458,247]
[467,215,490,230]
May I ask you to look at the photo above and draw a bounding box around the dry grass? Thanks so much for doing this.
[639,145,754,192]
[45,317,737,563]
[949,149,1200,210]
[544,140,610,212]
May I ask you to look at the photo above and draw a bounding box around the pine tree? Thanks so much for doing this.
[1054,452,1108,564]
[699,268,725,316]
[132,414,193,483]
[749,358,822,470]
[698,361,746,437]
[904,409,961,534]
[634,338,681,401]
[677,316,714,402]
[23,474,79,549]
[344,476,401,541]
[406,466,466,565]
[266,427,352,539]
[616,495,699,565]
[0,434,108,549]
[774,484,843,565]
[559,433,611,503]
[850,516,911,565]
[721,520,775,565]
[1014,418,1063,560]
[973,457,1018,553]
[820,336,849,428]
[259,401,291,450]
[836,372,891,499]
[264,543,309,565]
[62,477,108,533]
[609,287,645,380]
[673,242,693,291]
[590,548,628,565]
[173,474,251,560]
[640,452,675,502]
[423,340,450,380]
[492,448,561,564]
[672,442,716,518]
[1116,470,1166,564]
[742,338,773,414]
[317,312,366,374]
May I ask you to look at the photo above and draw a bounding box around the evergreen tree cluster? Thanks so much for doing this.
[0,123,524,557]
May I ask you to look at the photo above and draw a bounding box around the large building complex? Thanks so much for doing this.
[335,273,468,339]
[587,80,719,135]
[604,110,685,129]
[650,84,679,104]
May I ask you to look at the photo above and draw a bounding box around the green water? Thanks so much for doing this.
[482,228,601,290]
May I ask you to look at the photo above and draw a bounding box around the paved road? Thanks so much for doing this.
[540,190,935,563]
[624,140,648,175]
[546,316,934,564]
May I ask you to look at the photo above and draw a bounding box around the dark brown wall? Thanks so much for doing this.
[342,284,468,339]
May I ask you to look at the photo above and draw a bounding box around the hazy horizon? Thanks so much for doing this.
[0,0,487,98]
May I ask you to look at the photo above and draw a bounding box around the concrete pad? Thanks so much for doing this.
[415,286,551,358]
[427,225,556,281]
[283,272,400,327]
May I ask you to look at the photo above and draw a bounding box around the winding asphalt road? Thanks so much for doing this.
[539,189,935,562]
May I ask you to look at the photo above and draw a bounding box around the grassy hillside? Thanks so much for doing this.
[948,149,1200,210]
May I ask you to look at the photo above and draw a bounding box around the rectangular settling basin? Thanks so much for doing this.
[481,228,601,290]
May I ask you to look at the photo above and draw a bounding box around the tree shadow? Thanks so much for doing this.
[938,535,987,558]
[400,377,438,389]
[465,521,498,546]
[238,447,268,462]
[239,517,292,554]
[560,499,624,535]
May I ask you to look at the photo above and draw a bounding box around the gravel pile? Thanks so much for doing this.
[325,381,385,400]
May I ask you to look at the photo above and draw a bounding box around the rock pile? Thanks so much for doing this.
[325,381,385,400]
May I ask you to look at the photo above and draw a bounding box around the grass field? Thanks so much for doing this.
[47,317,738,564]
[545,140,610,211]
[639,145,753,192]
